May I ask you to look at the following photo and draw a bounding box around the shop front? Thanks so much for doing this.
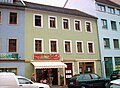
[31,54,67,85]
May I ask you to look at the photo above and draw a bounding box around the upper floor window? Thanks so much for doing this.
[48,16,57,28]
[49,39,58,53]
[9,12,17,24]
[33,14,43,28]
[8,39,17,52]
[117,9,120,15]
[3,0,13,3]
[62,18,70,30]
[64,40,72,53]
[103,38,110,48]
[87,41,94,53]
[101,19,108,29]
[108,7,115,14]
[85,21,92,32]
[111,21,117,30]
[113,39,119,49]
[98,4,106,12]
[34,38,43,53]
[0,11,1,23]
[76,41,84,53]
[74,19,82,32]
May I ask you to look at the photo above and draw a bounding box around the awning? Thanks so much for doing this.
[31,61,67,69]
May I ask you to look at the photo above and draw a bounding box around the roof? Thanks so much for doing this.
[24,1,97,19]
[95,0,120,8]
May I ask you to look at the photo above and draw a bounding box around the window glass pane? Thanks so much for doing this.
[65,41,71,52]
[101,19,108,29]
[50,17,56,28]
[98,4,106,12]
[35,15,41,26]
[115,57,120,70]
[35,40,42,52]
[50,40,57,52]
[86,22,91,32]
[75,20,81,31]
[63,19,69,29]
[88,43,93,53]
[9,12,17,24]
[104,38,110,48]
[77,42,82,53]
[113,39,119,48]
[111,21,117,30]
[9,39,17,52]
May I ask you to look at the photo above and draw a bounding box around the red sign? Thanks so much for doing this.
[34,54,60,60]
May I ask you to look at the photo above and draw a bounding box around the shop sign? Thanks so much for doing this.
[34,54,60,60]
[0,53,18,60]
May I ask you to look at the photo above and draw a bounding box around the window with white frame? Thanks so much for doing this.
[98,4,106,12]
[33,14,43,28]
[103,38,110,48]
[85,21,92,32]
[49,39,58,53]
[62,18,70,30]
[113,39,119,49]
[9,12,18,24]
[76,41,84,53]
[64,40,72,53]
[8,39,17,52]
[34,38,43,53]
[87,41,94,53]
[0,11,1,23]
[108,7,115,14]
[111,21,117,30]
[74,19,82,31]
[49,16,57,28]
[101,19,108,29]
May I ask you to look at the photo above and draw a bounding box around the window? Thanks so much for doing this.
[9,12,17,24]
[0,11,1,23]
[117,9,120,15]
[49,39,58,53]
[0,68,17,75]
[85,21,92,32]
[18,78,32,84]
[34,38,43,53]
[108,7,115,14]
[62,18,70,30]
[87,42,94,53]
[98,4,106,12]
[111,21,117,30]
[101,19,108,29]
[33,14,43,28]
[8,39,17,52]
[113,39,119,49]
[103,38,110,48]
[74,19,82,31]
[49,16,57,28]
[64,40,72,53]
[76,41,84,53]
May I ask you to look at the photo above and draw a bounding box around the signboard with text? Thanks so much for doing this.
[0,53,18,60]
[34,54,60,60]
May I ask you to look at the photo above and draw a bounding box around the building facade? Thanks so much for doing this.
[0,0,25,76]
[24,1,101,85]
[95,0,120,77]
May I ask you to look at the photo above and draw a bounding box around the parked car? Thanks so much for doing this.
[68,73,110,88]
[110,70,120,80]
[108,79,120,88]
[0,72,50,88]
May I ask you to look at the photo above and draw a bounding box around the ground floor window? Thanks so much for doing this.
[115,57,120,70]
[0,68,17,75]
[79,62,94,74]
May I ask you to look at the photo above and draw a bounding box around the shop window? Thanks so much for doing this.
[0,68,17,75]
[49,39,58,53]
[111,21,117,30]
[101,19,108,29]
[103,38,110,48]
[34,14,43,28]
[49,16,57,28]
[9,12,17,24]
[87,41,94,53]
[115,57,120,70]
[64,40,72,53]
[74,20,81,31]
[85,21,92,32]
[62,18,70,30]
[34,38,43,53]
[8,39,17,52]
[76,41,84,53]
[113,39,119,49]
